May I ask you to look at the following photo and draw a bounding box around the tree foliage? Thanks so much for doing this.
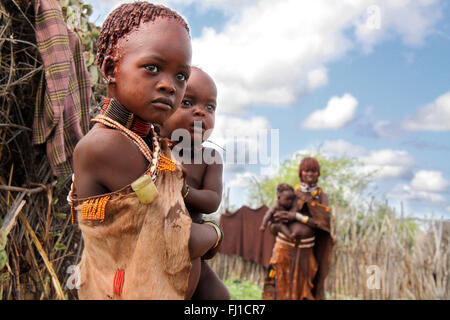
[248,149,374,208]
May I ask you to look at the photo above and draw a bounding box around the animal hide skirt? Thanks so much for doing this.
[272,236,318,300]
[70,143,192,299]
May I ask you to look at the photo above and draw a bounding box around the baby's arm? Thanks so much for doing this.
[260,202,278,231]
[183,149,223,214]
[288,196,298,213]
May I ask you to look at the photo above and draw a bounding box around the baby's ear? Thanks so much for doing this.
[101,55,116,84]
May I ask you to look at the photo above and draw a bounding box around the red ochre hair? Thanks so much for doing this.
[298,157,321,181]
[96,1,190,68]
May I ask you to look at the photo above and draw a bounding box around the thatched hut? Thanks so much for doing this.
[0,0,102,299]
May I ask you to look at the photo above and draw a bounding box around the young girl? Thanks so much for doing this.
[70,2,220,299]
[160,66,229,299]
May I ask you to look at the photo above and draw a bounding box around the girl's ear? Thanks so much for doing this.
[101,55,116,84]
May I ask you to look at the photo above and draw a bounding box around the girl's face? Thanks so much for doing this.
[301,169,319,186]
[106,19,192,125]
[160,68,217,144]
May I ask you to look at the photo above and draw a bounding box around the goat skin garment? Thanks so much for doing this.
[272,241,318,300]
[71,139,192,299]
[262,187,334,300]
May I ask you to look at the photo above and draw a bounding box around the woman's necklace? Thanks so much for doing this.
[300,183,318,193]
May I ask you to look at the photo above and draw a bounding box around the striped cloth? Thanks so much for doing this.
[33,0,90,176]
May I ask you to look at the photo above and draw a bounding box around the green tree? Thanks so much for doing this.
[247,149,418,245]
[247,149,374,208]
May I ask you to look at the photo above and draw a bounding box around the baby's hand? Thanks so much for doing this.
[259,226,266,232]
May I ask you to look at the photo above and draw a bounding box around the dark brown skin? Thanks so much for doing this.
[73,19,218,298]
[264,190,314,241]
[260,191,295,239]
[161,68,229,300]
[271,170,322,239]
[161,68,222,222]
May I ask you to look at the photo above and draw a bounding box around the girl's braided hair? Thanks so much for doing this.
[96,1,190,68]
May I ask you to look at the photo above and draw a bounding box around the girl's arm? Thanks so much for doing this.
[189,223,220,259]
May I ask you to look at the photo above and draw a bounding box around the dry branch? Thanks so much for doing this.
[18,210,65,300]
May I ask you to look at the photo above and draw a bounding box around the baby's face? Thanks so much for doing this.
[109,19,192,125]
[278,191,295,209]
[160,67,217,143]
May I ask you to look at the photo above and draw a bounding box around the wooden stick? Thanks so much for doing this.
[24,232,45,298]
[44,186,53,250]
[0,123,32,131]
[0,196,26,236]
[0,185,47,194]
[0,181,56,194]
[18,211,65,300]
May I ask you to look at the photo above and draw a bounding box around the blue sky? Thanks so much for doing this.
[85,0,450,219]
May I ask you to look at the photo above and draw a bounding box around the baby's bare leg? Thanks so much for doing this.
[289,221,315,240]
[191,261,230,300]
[185,257,201,299]
[278,223,293,240]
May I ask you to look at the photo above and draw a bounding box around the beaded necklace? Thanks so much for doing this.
[68,99,177,225]
[92,115,160,182]
[100,98,151,138]
[299,183,318,193]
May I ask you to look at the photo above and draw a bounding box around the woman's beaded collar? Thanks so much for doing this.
[299,183,318,193]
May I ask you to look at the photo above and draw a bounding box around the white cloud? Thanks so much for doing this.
[354,0,441,52]
[204,113,273,168]
[207,113,271,148]
[307,67,329,91]
[322,139,416,180]
[189,0,441,112]
[388,169,449,204]
[360,150,416,179]
[410,170,449,192]
[388,183,446,203]
[403,91,450,131]
[90,1,442,112]
[373,120,403,139]
[228,171,257,187]
[301,93,358,129]
[322,139,366,157]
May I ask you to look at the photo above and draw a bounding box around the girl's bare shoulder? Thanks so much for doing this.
[75,125,129,159]
[74,124,144,173]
